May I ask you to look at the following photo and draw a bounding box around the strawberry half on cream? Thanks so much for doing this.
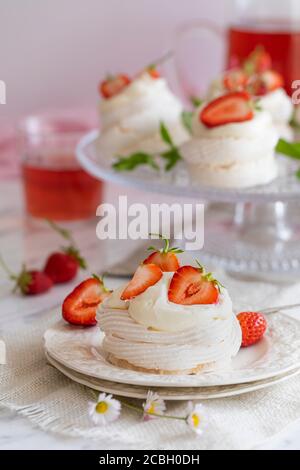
[207,47,294,140]
[97,241,241,375]
[180,92,279,188]
[97,68,189,158]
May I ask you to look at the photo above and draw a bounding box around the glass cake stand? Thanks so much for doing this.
[77,131,300,277]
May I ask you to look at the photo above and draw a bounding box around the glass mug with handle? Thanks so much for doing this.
[174,0,300,103]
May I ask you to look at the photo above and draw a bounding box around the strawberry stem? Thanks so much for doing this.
[148,233,184,255]
[46,219,87,270]
[46,219,74,244]
[92,273,111,293]
[195,259,224,293]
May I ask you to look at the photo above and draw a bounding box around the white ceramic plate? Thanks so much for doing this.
[46,351,300,400]
[44,313,300,388]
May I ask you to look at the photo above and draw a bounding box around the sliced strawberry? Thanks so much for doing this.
[168,266,219,305]
[223,69,249,92]
[121,264,162,301]
[143,236,182,272]
[237,311,267,347]
[62,277,111,326]
[200,92,254,128]
[99,74,131,99]
[144,251,179,272]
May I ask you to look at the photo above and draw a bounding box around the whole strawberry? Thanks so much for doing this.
[44,220,86,284]
[20,269,53,295]
[237,311,267,347]
[0,256,53,296]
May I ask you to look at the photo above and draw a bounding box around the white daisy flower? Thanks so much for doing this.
[186,402,207,435]
[143,391,166,420]
[88,393,121,425]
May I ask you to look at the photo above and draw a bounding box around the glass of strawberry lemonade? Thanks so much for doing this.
[20,111,102,221]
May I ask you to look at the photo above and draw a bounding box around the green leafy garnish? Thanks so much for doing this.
[159,122,182,171]
[181,111,193,133]
[160,148,181,171]
[160,122,173,146]
[276,139,300,181]
[276,139,300,160]
[113,152,159,172]
[190,96,203,108]
[148,233,184,254]
[112,122,183,172]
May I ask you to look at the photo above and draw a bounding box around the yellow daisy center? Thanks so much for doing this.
[147,403,156,415]
[192,413,200,428]
[96,401,109,414]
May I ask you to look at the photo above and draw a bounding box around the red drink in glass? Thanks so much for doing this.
[20,113,102,221]
[227,22,300,95]
[22,162,103,221]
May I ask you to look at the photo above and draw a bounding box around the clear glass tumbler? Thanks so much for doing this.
[20,111,103,221]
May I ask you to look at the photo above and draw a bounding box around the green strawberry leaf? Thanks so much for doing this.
[159,122,174,146]
[64,246,87,270]
[113,152,159,171]
[276,139,300,160]
[160,148,182,171]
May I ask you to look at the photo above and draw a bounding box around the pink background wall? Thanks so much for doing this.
[0,0,230,121]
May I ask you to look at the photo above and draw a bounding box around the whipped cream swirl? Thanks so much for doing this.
[97,273,241,372]
[181,106,279,188]
[98,72,189,158]
[207,79,294,139]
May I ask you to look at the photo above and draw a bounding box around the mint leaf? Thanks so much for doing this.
[112,122,183,172]
[181,111,193,133]
[160,122,174,146]
[190,96,203,108]
[161,148,182,171]
[276,139,300,160]
[113,152,159,171]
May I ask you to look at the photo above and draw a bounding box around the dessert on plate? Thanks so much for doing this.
[207,47,294,140]
[97,240,242,375]
[97,67,189,158]
[180,91,279,188]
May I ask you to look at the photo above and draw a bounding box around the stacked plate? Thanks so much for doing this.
[44,313,300,400]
